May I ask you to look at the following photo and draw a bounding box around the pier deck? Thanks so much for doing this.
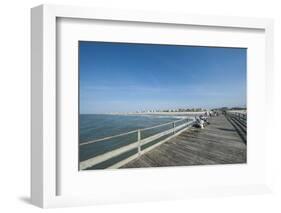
[122,115,246,168]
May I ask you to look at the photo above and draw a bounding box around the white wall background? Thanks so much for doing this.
[0,0,280,212]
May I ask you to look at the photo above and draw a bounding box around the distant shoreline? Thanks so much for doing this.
[81,109,247,116]
[107,111,207,115]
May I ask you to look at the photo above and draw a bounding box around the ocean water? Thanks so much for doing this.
[79,114,192,168]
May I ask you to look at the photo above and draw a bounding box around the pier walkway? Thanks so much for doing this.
[122,115,246,168]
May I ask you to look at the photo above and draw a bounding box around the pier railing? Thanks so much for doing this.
[225,111,247,143]
[227,111,247,123]
[79,117,195,170]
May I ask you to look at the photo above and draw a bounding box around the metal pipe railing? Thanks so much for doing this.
[80,117,189,146]
[80,129,138,146]
[79,117,194,170]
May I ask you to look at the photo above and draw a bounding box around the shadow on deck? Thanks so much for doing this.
[121,115,247,168]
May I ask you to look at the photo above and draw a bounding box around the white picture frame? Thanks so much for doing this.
[31,4,274,208]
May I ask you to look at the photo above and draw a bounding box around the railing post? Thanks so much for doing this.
[173,122,175,134]
[137,129,141,156]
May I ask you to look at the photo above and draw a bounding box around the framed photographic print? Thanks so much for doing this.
[31,4,274,208]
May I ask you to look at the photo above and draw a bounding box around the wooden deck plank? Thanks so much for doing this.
[121,115,246,168]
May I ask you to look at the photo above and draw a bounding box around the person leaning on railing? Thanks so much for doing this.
[194,116,205,129]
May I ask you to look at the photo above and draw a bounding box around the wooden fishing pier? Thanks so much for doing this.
[122,113,246,168]
[79,112,247,170]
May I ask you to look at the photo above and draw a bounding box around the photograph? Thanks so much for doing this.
[78,41,247,170]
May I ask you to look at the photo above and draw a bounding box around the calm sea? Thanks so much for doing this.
[79,114,192,169]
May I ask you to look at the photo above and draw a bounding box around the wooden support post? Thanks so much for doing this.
[137,129,141,156]
[173,122,175,134]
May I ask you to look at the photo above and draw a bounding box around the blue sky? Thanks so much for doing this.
[79,41,246,114]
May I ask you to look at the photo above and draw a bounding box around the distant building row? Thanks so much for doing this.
[134,107,246,113]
